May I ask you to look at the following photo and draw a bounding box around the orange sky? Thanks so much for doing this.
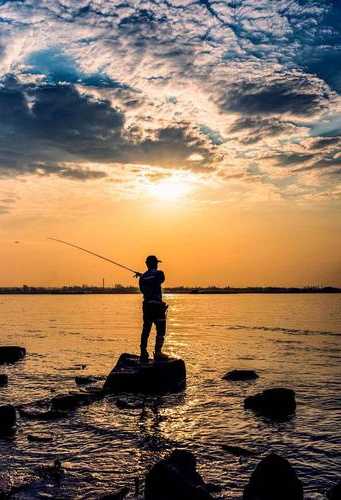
[1,174,340,287]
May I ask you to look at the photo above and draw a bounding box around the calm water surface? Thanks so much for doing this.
[0,294,340,499]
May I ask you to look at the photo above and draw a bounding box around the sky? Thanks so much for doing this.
[0,0,340,287]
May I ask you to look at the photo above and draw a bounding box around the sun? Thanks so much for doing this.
[147,176,193,201]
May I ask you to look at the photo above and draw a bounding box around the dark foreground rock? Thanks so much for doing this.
[243,453,303,500]
[223,369,259,381]
[244,388,296,418]
[104,353,186,393]
[327,481,341,500]
[0,346,26,364]
[145,449,213,500]
[0,374,8,386]
[0,404,16,431]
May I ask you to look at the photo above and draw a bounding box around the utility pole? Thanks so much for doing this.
[102,278,105,289]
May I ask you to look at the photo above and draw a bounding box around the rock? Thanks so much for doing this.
[222,444,257,457]
[75,375,98,385]
[27,433,54,443]
[37,459,64,481]
[145,449,213,500]
[0,346,26,364]
[244,388,296,418]
[0,404,16,431]
[243,453,303,500]
[0,374,8,386]
[104,353,186,394]
[327,481,341,500]
[223,370,259,381]
[51,390,103,411]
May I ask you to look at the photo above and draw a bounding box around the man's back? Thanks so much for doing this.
[139,269,165,303]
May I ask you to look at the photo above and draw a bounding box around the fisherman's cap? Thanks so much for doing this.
[146,255,162,264]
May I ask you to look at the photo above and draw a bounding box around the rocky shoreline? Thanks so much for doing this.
[0,345,339,499]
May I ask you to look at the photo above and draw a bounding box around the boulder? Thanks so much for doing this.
[145,449,213,500]
[0,346,26,364]
[104,353,186,393]
[0,374,8,386]
[0,404,16,431]
[244,388,296,418]
[243,453,303,500]
[223,370,259,381]
[327,481,341,500]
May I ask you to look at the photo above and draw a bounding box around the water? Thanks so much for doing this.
[0,294,340,499]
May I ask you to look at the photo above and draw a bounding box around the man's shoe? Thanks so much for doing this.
[153,352,170,362]
[140,351,149,363]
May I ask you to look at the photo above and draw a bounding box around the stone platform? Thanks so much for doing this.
[103,353,186,394]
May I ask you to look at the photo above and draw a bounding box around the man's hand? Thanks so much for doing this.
[134,272,142,278]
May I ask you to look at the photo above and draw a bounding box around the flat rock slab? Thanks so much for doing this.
[0,346,26,364]
[223,370,259,381]
[104,353,186,393]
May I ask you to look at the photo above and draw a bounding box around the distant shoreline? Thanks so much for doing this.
[0,286,340,295]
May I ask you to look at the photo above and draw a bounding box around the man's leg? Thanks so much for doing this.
[154,316,166,359]
[140,319,152,361]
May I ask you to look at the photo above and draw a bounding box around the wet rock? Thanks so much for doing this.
[37,458,64,481]
[27,433,54,443]
[51,390,103,411]
[244,388,296,418]
[145,449,213,500]
[243,453,303,500]
[223,369,259,381]
[0,404,16,431]
[0,374,8,386]
[75,375,98,386]
[327,481,341,500]
[104,353,186,393]
[222,444,257,457]
[0,346,26,364]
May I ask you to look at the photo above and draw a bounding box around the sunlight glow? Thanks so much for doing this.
[147,176,193,201]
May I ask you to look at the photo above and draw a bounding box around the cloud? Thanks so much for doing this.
[0,0,340,199]
[0,75,216,179]
[217,72,329,116]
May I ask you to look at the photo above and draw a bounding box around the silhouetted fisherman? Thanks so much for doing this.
[137,255,168,363]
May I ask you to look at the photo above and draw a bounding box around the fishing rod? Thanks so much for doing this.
[48,237,140,276]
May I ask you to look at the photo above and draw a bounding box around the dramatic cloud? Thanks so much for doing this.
[0,0,340,197]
